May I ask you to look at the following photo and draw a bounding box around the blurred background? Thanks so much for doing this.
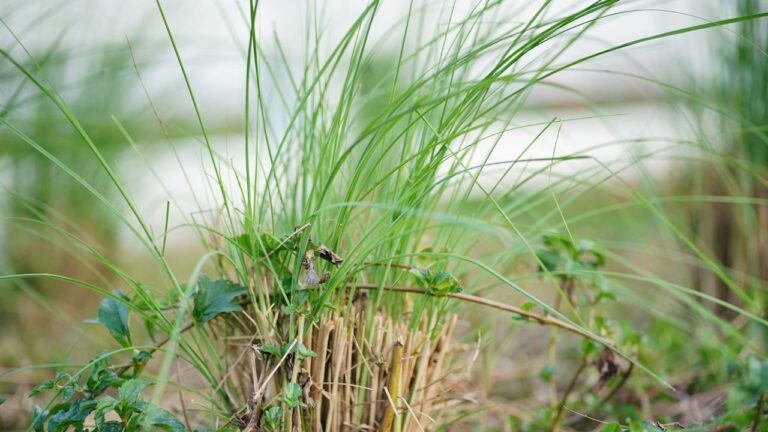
[1,0,766,429]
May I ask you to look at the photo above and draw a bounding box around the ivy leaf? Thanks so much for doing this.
[86,290,132,347]
[135,402,185,432]
[192,276,248,325]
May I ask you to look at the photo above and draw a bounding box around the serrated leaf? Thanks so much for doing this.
[193,276,248,325]
[46,399,96,432]
[126,413,141,432]
[30,380,54,396]
[102,421,125,432]
[86,290,132,347]
[60,385,76,402]
[94,396,119,430]
[32,405,48,432]
[135,402,185,432]
[85,361,121,395]
[118,379,149,405]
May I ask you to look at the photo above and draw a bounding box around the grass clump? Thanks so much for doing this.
[0,1,767,431]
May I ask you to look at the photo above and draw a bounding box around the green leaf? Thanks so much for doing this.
[284,382,301,399]
[101,421,125,432]
[135,402,185,432]
[278,382,306,408]
[118,379,150,405]
[260,344,283,357]
[30,372,80,401]
[599,423,622,432]
[129,350,153,377]
[295,343,317,361]
[60,385,76,402]
[535,248,562,272]
[0,397,5,405]
[262,406,283,430]
[416,247,449,269]
[30,380,54,396]
[94,396,119,430]
[126,413,141,432]
[229,232,284,259]
[192,276,248,325]
[46,399,97,432]
[86,290,132,347]
[538,364,556,381]
[260,342,316,361]
[32,405,48,432]
[426,271,462,295]
[85,358,122,395]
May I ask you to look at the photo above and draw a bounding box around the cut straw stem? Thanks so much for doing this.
[379,340,404,432]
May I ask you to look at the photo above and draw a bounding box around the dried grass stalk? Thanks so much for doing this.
[230,299,460,431]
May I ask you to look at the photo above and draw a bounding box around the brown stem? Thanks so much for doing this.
[599,362,634,406]
[361,262,416,271]
[352,283,610,345]
[379,341,404,432]
[549,357,588,432]
[752,392,765,432]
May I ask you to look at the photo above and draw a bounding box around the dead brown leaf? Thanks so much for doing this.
[315,244,343,267]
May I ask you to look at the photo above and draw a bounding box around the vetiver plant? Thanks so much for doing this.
[1,1,766,431]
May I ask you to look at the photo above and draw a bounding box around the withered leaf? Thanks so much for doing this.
[315,244,343,267]
[301,249,315,270]
[595,347,619,387]
[301,249,331,288]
